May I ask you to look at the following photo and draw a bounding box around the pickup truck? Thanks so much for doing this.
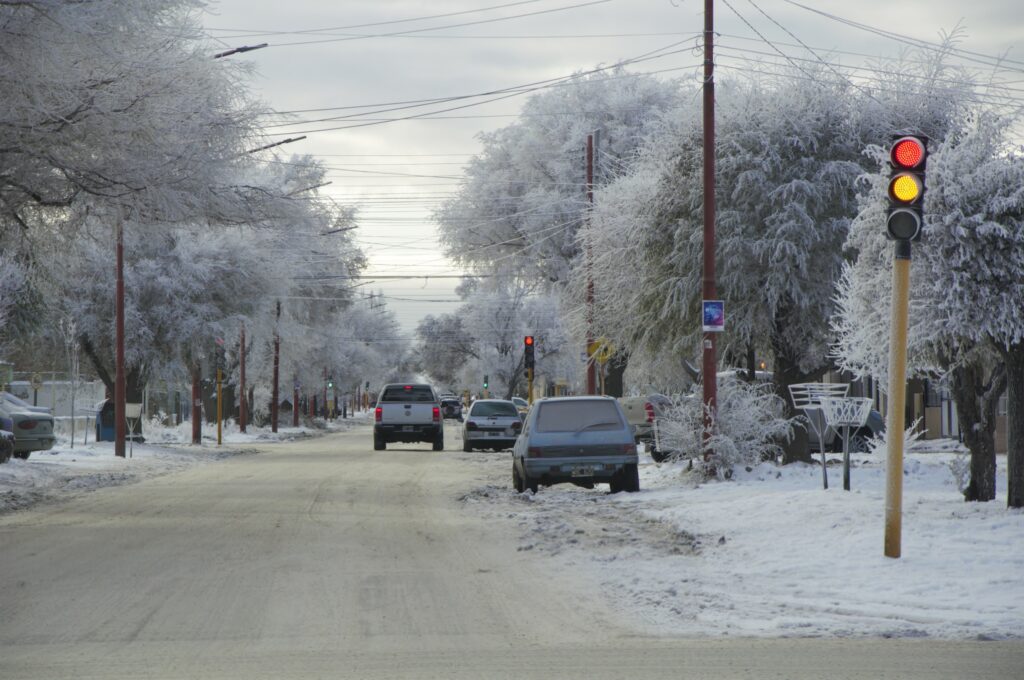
[373,383,444,451]
[617,393,673,462]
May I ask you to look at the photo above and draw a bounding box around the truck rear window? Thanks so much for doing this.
[380,385,435,402]
[535,400,623,433]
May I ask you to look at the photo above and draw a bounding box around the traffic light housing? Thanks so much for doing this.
[483,375,489,389]
[524,335,535,369]
[886,135,927,241]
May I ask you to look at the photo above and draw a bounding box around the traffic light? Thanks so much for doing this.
[886,135,928,241]
[483,375,489,389]
[524,335,535,369]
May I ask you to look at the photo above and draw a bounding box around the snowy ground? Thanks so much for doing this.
[0,414,368,514]
[4,420,1021,641]
[455,439,1024,641]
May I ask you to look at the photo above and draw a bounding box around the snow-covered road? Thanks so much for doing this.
[0,424,1020,679]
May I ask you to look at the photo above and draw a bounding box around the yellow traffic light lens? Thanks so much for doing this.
[889,173,922,203]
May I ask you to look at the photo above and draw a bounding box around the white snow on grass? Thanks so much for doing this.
[456,440,1024,640]
[0,415,366,514]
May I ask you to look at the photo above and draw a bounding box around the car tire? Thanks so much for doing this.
[463,438,472,452]
[432,433,444,451]
[373,433,386,451]
[14,452,30,460]
[512,462,525,493]
[850,429,873,453]
[649,445,670,463]
[622,463,640,492]
[524,471,538,494]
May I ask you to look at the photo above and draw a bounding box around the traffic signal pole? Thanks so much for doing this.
[884,240,911,558]
[701,0,718,460]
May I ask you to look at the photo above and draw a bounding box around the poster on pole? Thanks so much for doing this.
[702,300,725,332]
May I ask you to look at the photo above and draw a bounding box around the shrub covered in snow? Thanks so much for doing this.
[656,374,795,477]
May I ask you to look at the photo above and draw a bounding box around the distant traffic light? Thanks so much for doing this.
[524,335,535,369]
[886,135,928,241]
[483,374,489,389]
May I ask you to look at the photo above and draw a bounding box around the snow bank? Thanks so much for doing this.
[0,415,364,514]
[457,441,1024,640]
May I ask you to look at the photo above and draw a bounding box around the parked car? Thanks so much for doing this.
[462,399,521,452]
[512,396,639,494]
[1,391,52,414]
[373,383,444,451]
[0,402,56,459]
[0,416,14,464]
[440,397,463,421]
[510,397,530,416]
[808,408,886,453]
[617,393,673,462]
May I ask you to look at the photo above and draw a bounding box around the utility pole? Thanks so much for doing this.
[293,381,300,427]
[114,213,126,458]
[216,363,223,445]
[701,0,718,461]
[271,300,280,433]
[239,323,247,433]
[586,133,597,395]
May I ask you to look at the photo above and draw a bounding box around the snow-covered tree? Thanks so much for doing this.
[436,68,683,284]
[926,115,1024,506]
[580,65,866,453]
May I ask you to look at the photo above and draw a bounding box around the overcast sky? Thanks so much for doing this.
[201,0,1021,334]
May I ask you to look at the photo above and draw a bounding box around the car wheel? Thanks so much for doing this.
[850,429,873,453]
[649,445,670,463]
[432,433,444,451]
[622,463,640,493]
[524,471,538,494]
[13,452,30,460]
[373,434,386,451]
[512,462,525,493]
[463,438,472,452]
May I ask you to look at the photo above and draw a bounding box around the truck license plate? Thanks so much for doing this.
[402,425,414,432]
[571,466,594,477]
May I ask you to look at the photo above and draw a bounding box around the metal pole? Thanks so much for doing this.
[586,133,597,395]
[293,385,300,427]
[885,240,911,558]
[528,367,534,405]
[239,324,247,433]
[216,367,223,445]
[191,367,201,444]
[115,215,126,458]
[271,301,280,433]
[701,0,718,462]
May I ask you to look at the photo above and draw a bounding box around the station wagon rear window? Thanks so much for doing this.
[534,401,624,432]
[469,402,518,417]
[380,385,435,402]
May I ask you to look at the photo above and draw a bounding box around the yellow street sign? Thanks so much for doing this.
[588,338,614,365]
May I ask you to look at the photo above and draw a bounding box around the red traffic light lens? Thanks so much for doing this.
[891,137,925,169]
[524,336,534,346]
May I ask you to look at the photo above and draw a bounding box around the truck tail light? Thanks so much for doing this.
[374,407,382,422]
[432,407,440,422]
[644,402,655,423]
